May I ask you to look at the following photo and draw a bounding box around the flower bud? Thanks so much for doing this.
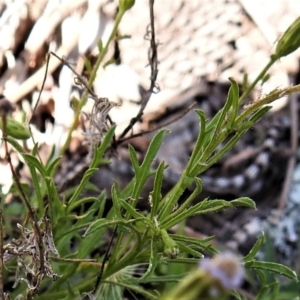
[119,0,135,12]
[0,118,31,140]
[161,229,179,259]
[275,17,300,58]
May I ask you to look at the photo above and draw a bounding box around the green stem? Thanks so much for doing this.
[110,176,146,261]
[106,224,141,277]
[236,83,300,125]
[60,10,126,156]
[238,57,276,105]
[162,179,202,225]
[29,165,44,217]
[158,176,190,221]
[181,57,278,185]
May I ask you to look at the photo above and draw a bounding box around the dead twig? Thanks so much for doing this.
[118,102,196,145]
[50,52,97,99]
[117,0,159,141]
[0,99,45,297]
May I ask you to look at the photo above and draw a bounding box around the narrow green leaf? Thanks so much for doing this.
[97,39,103,52]
[205,109,222,134]
[45,145,56,168]
[28,164,44,215]
[111,183,124,220]
[187,110,206,168]
[46,156,62,177]
[83,57,92,73]
[261,73,271,85]
[245,260,298,281]
[45,177,64,220]
[102,278,158,300]
[163,196,258,230]
[66,209,95,220]
[248,106,272,123]
[172,234,217,254]
[128,144,140,172]
[139,239,158,280]
[75,196,107,258]
[161,199,232,229]
[173,177,202,214]
[244,233,264,262]
[204,130,245,169]
[68,127,115,206]
[31,142,39,156]
[161,229,179,258]
[61,282,80,299]
[78,229,106,258]
[138,274,182,283]
[256,269,267,287]
[5,136,23,152]
[67,196,99,213]
[83,181,101,192]
[131,130,168,200]
[255,279,278,300]
[267,280,280,299]
[235,120,254,131]
[228,77,239,128]
[103,58,117,68]
[68,168,98,206]
[119,199,150,223]
[256,280,280,300]
[83,167,99,179]
[230,197,256,209]
[241,73,249,92]
[83,218,140,237]
[230,290,247,300]
[176,242,203,258]
[212,83,233,134]
[195,109,206,142]
[140,130,168,170]
[22,153,47,178]
[75,195,105,225]
[119,177,135,198]
[150,161,165,219]
[92,126,116,165]
[202,91,233,157]
[83,219,111,237]
[106,224,143,274]
[97,191,107,219]
[202,124,217,148]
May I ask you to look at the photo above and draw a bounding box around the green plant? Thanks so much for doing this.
[1,3,300,300]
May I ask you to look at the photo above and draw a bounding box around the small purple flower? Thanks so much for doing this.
[199,252,244,290]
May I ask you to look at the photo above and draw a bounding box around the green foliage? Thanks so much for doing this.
[1,7,300,300]
[0,117,31,140]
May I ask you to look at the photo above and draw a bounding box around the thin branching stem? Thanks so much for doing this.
[1,114,45,281]
[117,0,159,141]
